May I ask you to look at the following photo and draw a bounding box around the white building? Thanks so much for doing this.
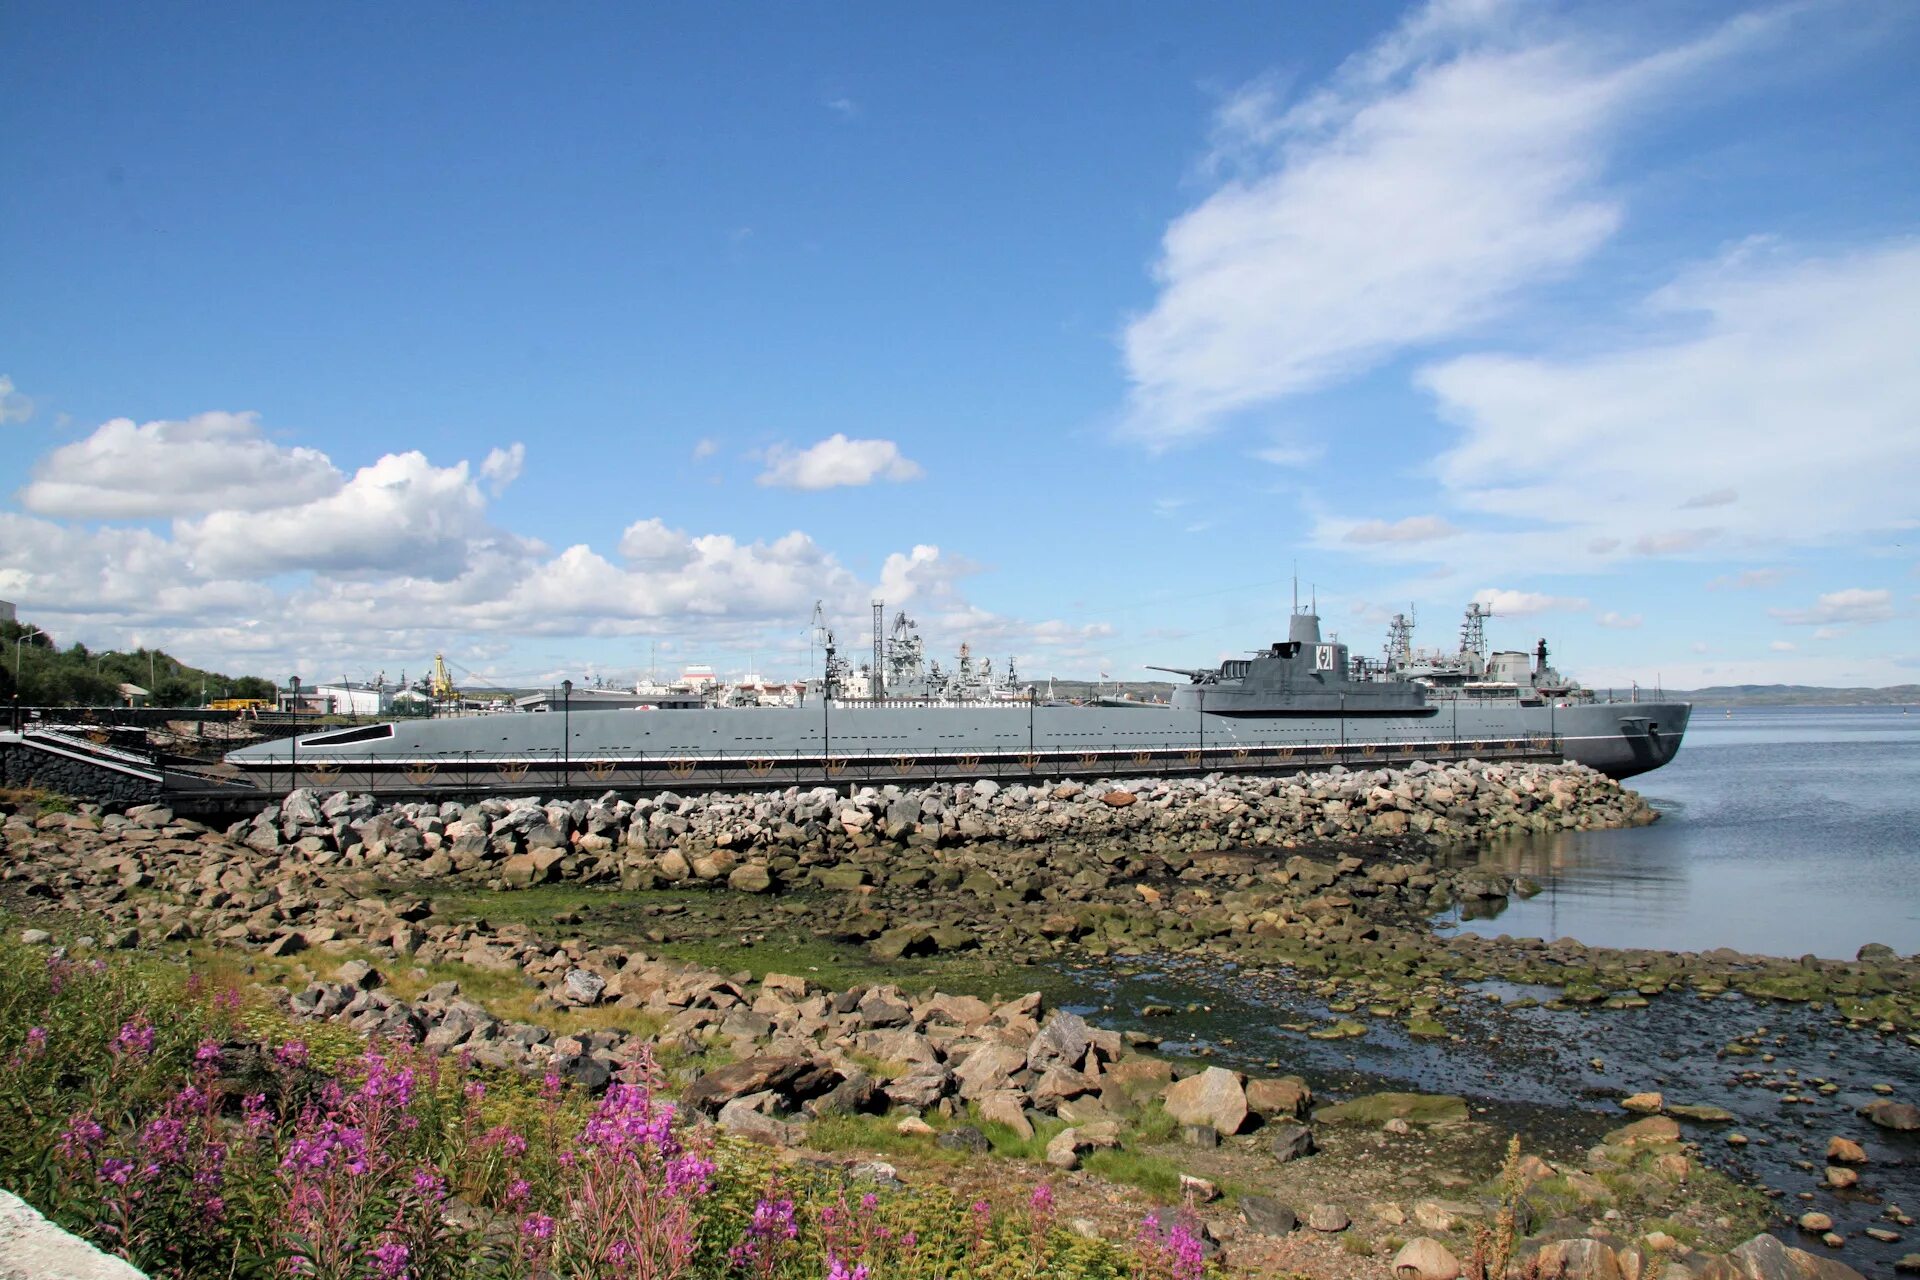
[311,682,394,718]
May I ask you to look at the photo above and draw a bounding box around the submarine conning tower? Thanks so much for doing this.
[1288,611,1322,646]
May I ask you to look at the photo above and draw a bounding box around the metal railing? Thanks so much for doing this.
[218,734,1563,799]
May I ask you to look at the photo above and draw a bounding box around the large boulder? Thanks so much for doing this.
[1394,1238,1463,1280]
[1861,1099,1920,1132]
[1245,1075,1313,1120]
[1534,1238,1624,1280]
[1162,1067,1248,1137]
[1696,1233,1868,1280]
[684,1055,830,1113]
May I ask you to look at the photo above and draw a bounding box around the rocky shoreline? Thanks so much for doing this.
[5,762,1918,1279]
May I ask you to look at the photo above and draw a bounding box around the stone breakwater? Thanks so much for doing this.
[227,758,1657,892]
[3,779,1915,1279]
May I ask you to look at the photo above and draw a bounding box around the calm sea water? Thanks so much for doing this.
[1439,705,1920,959]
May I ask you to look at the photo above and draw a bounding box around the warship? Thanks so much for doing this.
[227,600,1688,795]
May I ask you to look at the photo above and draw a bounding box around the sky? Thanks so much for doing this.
[3,0,1918,694]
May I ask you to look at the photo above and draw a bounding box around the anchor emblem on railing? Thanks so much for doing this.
[747,758,775,777]
[893,756,917,774]
[306,761,341,783]
[403,762,438,785]
[667,755,697,779]
[498,761,530,783]
[584,760,616,782]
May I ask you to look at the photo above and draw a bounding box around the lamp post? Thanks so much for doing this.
[561,678,572,791]
[288,676,300,792]
[13,629,42,721]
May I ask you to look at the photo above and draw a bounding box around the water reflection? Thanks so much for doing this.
[1437,706,1920,958]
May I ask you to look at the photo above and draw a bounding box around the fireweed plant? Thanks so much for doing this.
[0,934,1210,1278]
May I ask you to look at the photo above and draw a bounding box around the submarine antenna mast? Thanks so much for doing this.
[871,600,885,701]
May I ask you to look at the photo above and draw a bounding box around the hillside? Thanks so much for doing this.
[1,616,276,708]
[1668,683,1920,707]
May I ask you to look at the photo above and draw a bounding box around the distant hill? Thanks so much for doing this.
[1,615,276,708]
[1666,684,1920,707]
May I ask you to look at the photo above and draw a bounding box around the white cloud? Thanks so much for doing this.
[1413,240,1920,570]
[691,438,719,461]
[1680,487,1738,509]
[480,443,525,496]
[21,411,341,518]
[1471,587,1589,617]
[1769,587,1894,626]
[1691,641,1711,654]
[1118,0,1777,445]
[1769,640,1796,652]
[1596,611,1642,629]
[0,375,33,425]
[757,434,924,490]
[1343,515,1460,545]
[176,451,496,580]
[826,97,858,119]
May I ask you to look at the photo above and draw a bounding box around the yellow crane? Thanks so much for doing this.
[430,653,458,701]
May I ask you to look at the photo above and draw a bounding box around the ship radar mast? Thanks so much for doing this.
[1386,608,1415,669]
[1460,602,1491,659]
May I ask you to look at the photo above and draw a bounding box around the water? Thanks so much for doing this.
[1438,706,1920,959]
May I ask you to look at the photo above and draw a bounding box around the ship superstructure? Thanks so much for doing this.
[228,596,1689,796]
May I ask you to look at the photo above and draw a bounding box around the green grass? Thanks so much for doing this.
[1081,1149,1186,1202]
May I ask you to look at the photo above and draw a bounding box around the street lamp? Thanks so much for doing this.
[561,678,572,790]
[13,626,43,691]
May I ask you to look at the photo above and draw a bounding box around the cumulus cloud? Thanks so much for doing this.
[176,451,496,580]
[1,413,1102,683]
[480,443,525,496]
[1596,611,1642,629]
[691,438,719,461]
[1769,588,1894,626]
[757,434,924,490]
[1769,640,1796,652]
[1342,515,1460,545]
[21,411,342,518]
[0,375,33,425]
[1471,587,1589,617]
[1119,0,1778,445]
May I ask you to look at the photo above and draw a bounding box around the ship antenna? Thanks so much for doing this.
[1292,565,1298,616]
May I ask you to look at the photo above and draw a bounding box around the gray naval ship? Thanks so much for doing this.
[227,603,1689,795]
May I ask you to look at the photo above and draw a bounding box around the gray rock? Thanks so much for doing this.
[936,1125,991,1155]
[1239,1195,1298,1236]
[1269,1123,1318,1163]
[561,968,606,1006]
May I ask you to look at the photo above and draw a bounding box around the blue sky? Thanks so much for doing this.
[4,0,1917,692]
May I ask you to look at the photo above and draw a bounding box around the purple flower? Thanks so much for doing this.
[23,1026,48,1058]
[860,1191,878,1212]
[138,1115,189,1164]
[110,1018,155,1058]
[58,1113,105,1160]
[463,1079,486,1101]
[368,1239,410,1280]
[825,1259,871,1280]
[274,1040,309,1069]
[520,1212,555,1241]
[194,1040,224,1069]
[506,1178,530,1205]
[750,1196,799,1242]
[410,1167,446,1202]
[242,1093,273,1133]
[99,1157,134,1186]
